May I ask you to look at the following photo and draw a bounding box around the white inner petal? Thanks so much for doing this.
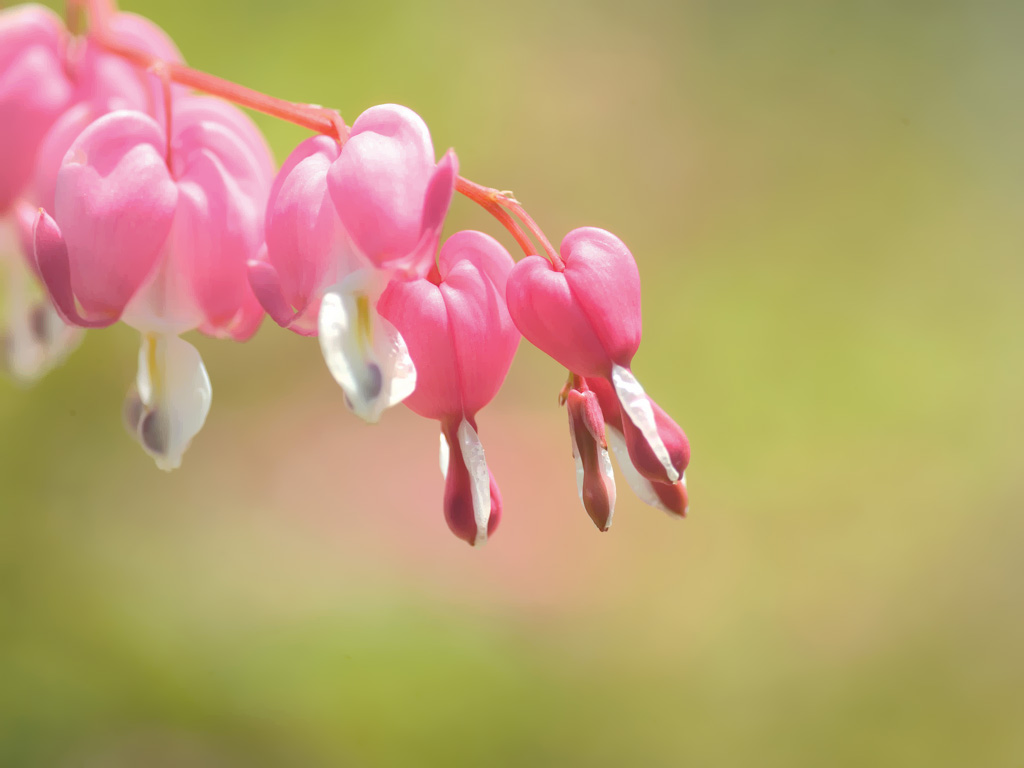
[134,333,212,471]
[457,418,491,547]
[318,276,417,424]
[611,364,680,483]
[606,425,678,516]
[439,429,450,479]
[566,408,587,504]
[598,441,617,528]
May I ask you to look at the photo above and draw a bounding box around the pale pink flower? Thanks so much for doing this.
[377,231,519,546]
[0,6,182,382]
[33,97,274,469]
[506,227,690,495]
[249,104,457,422]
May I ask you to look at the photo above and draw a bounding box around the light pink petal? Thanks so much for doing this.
[398,148,458,278]
[0,6,74,213]
[30,102,97,215]
[172,96,275,185]
[421,149,458,240]
[163,100,271,331]
[0,5,65,62]
[72,12,184,115]
[32,209,118,328]
[199,280,265,342]
[246,257,317,335]
[328,104,437,269]
[13,200,38,276]
[53,110,178,318]
[264,135,342,317]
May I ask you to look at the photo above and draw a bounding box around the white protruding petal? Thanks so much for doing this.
[598,441,617,527]
[439,429,450,479]
[457,418,491,547]
[611,364,680,483]
[134,334,212,471]
[318,277,417,424]
[606,425,681,516]
[1,233,82,383]
[567,408,586,501]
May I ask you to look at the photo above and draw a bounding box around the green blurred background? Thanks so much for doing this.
[2,0,1023,765]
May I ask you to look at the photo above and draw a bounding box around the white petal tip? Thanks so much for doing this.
[458,419,492,545]
[319,286,417,423]
[611,364,678,483]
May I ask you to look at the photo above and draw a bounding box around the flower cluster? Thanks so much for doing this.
[1,0,690,545]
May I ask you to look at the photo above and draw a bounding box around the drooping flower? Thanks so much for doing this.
[377,231,519,545]
[506,227,690,496]
[0,5,183,382]
[32,96,274,469]
[248,103,457,422]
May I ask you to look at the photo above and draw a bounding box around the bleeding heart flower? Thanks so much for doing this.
[1,6,182,383]
[507,226,688,488]
[377,230,519,546]
[248,103,457,423]
[32,96,274,469]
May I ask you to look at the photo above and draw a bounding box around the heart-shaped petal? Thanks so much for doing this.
[263,135,343,325]
[378,231,518,421]
[506,227,641,377]
[52,110,178,319]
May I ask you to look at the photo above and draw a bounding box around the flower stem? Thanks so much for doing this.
[95,35,348,141]
[93,29,562,264]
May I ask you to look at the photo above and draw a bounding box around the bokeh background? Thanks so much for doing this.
[2,0,1023,765]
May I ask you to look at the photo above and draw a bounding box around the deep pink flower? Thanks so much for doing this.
[32,97,274,469]
[249,104,457,422]
[377,231,519,546]
[506,227,689,487]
